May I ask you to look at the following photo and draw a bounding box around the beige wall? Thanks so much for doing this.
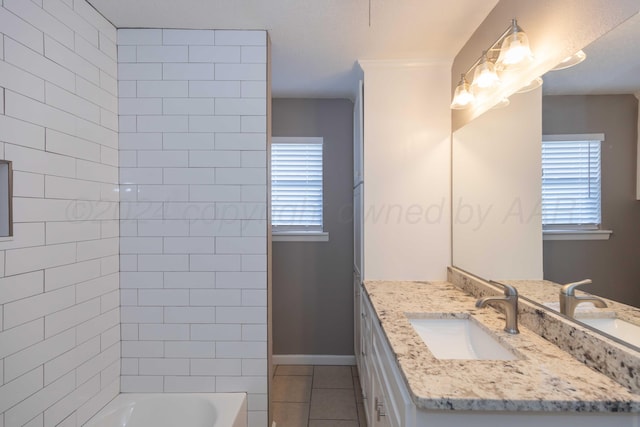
[361,61,452,281]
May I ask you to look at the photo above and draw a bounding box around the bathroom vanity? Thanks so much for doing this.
[355,279,640,427]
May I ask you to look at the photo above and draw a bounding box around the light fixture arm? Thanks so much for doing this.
[460,18,525,80]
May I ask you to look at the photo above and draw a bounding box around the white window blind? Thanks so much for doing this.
[541,134,603,228]
[271,137,323,231]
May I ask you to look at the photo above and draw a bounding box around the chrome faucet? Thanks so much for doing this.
[475,283,519,334]
[559,279,607,318]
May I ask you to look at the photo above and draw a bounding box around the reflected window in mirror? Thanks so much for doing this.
[542,134,611,240]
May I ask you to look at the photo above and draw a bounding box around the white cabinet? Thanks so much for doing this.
[371,315,415,427]
[353,183,363,276]
[354,271,362,371]
[353,79,364,279]
[371,361,393,427]
[354,79,364,372]
[353,79,364,186]
[359,289,415,427]
[359,290,373,426]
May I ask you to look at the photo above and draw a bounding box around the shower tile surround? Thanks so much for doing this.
[448,267,640,393]
[0,1,120,426]
[117,29,268,426]
[0,10,267,425]
[118,29,268,427]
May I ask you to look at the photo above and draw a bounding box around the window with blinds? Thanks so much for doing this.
[271,137,323,232]
[541,134,603,228]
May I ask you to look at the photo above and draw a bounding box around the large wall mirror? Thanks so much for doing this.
[540,14,640,308]
[452,13,640,348]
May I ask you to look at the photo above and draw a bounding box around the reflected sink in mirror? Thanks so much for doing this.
[408,316,518,360]
[575,317,640,348]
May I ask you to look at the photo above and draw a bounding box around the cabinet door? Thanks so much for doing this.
[354,79,364,185]
[353,183,363,276]
[354,272,362,370]
[360,292,373,426]
[371,359,393,427]
[372,317,416,427]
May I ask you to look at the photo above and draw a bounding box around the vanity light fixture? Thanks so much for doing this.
[550,49,587,71]
[450,18,540,110]
[450,74,475,109]
[471,51,501,92]
[495,19,534,70]
[516,76,543,93]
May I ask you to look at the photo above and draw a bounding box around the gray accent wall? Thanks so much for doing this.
[272,98,354,355]
[542,95,640,307]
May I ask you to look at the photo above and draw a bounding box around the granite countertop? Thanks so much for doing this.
[364,280,640,412]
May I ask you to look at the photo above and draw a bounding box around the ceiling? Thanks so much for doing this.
[543,12,640,96]
[88,0,499,99]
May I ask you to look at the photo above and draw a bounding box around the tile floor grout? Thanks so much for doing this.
[272,365,366,427]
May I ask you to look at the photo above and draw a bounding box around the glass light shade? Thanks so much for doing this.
[450,74,475,109]
[491,98,510,110]
[516,76,543,93]
[496,20,533,70]
[551,50,587,71]
[471,54,500,91]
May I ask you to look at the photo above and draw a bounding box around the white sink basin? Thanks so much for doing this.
[408,317,517,360]
[576,317,640,348]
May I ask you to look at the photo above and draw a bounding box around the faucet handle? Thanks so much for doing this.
[490,281,518,298]
[560,279,592,296]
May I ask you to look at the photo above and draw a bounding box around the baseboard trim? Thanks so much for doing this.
[272,354,356,366]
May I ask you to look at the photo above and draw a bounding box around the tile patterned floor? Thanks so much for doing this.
[273,365,367,427]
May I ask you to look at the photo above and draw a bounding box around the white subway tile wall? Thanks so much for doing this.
[0,1,120,426]
[118,29,268,427]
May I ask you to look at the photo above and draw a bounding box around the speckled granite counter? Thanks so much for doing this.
[364,280,640,412]
[498,278,640,393]
[446,267,640,394]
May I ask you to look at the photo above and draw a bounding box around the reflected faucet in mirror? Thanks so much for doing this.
[560,279,608,318]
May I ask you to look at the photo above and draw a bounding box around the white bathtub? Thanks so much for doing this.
[83,393,247,427]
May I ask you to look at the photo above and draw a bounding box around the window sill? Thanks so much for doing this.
[272,231,329,242]
[543,229,612,241]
